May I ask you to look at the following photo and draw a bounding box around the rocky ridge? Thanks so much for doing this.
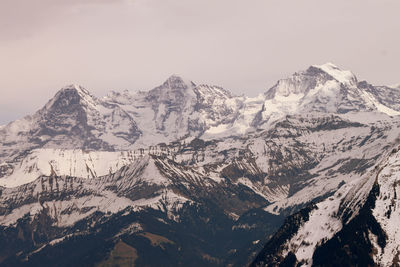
[1,63,400,266]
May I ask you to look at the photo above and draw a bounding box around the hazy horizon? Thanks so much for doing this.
[1,0,399,125]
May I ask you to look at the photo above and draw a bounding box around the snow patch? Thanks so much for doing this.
[313,63,356,86]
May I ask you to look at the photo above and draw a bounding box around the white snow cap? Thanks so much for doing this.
[313,62,357,86]
[390,83,400,89]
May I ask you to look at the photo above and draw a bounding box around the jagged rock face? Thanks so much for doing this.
[193,84,240,125]
[359,81,400,112]
[1,63,400,266]
[145,76,197,132]
[37,86,141,150]
[32,86,114,150]
[38,87,89,133]
[103,76,244,146]
[265,66,334,99]
[0,85,142,162]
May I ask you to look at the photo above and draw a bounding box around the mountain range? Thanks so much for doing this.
[0,63,399,266]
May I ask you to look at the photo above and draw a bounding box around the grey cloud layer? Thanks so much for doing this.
[0,0,399,124]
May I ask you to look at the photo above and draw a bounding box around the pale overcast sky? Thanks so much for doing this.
[0,0,399,124]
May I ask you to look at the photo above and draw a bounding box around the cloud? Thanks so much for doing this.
[0,0,122,42]
[0,0,399,124]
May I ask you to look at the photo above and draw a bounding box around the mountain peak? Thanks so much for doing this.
[311,62,357,86]
[146,75,196,101]
[265,62,357,99]
[59,84,92,97]
[41,84,98,115]
[314,62,340,69]
[166,74,183,81]
[163,75,195,89]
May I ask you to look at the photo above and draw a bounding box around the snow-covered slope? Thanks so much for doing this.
[105,75,244,146]
[1,64,400,209]
[2,63,399,172]
[0,85,141,161]
[0,153,279,266]
[0,155,196,227]
[390,83,400,89]
[252,140,400,267]
[259,63,400,126]
[0,149,142,187]
[1,62,400,266]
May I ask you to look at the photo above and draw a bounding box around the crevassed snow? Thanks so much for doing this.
[201,93,264,137]
[263,92,304,116]
[205,123,231,135]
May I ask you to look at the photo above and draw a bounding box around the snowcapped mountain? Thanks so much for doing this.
[259,63,400,125]
[1,63,398,166]
[390,83,400,89]
[104,75,243,146]
[0,84,141,161]
[1,63,400,266]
